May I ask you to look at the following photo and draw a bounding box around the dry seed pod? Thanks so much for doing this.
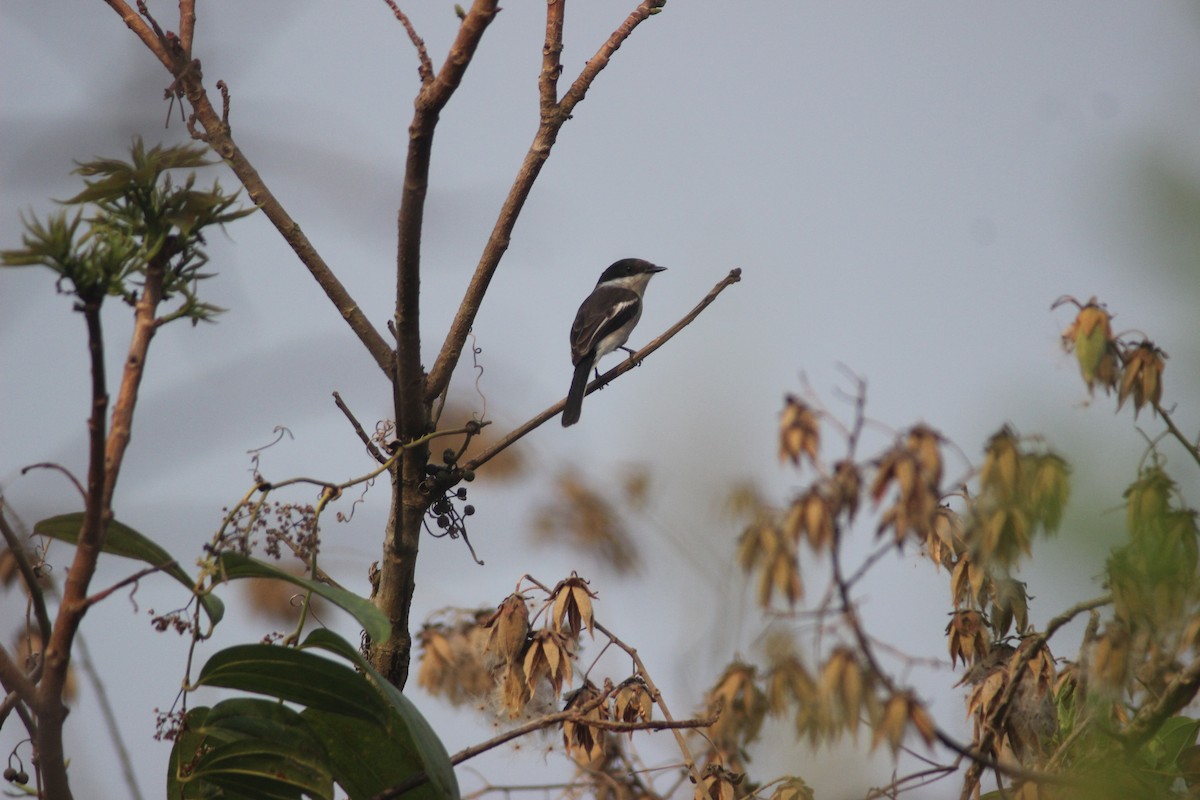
[613,677,653,729]
[696,765,742,800]
[523,628,573,696]
[1118,340,1165,417]
[482,593,530,666]
[562,681,609,768]
[549,574,596,638]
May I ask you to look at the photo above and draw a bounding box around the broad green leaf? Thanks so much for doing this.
[168,707,223,799]
[215,552,387,644]
[34,512,223,624]
[302,629,459,799]
[1159,716,1200,764]
[302,708,421,800]
[196,644,388,727]
[186,739,332,800]
[198,698,324,752]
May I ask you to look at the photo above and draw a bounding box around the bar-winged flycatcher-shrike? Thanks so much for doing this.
[562,258,666,427]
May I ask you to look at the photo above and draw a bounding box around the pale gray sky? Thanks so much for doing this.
[3,3,1200,798]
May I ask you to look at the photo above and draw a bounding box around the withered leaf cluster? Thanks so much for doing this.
[701,642,936,769]
[968,427,1070,570]
[416,576,665,777]
[961,641,1057,766]
[873,690,937,756]
[779,395,820,467]
[871,425,944,548]
[704,662,767,762]
[1057,296,1167,418]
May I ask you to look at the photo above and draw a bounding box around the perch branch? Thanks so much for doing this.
[464,268,741,472]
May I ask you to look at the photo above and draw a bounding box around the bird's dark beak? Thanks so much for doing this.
[650,265,667,273]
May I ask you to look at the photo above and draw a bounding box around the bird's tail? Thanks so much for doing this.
[562,360,591,427]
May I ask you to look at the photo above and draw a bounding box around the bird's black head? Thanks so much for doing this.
[596,258,667,286]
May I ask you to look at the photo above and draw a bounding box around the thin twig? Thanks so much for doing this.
[0,646,38,734]
[72,634,146,800]
[463,268,742,472]
[594,620,704,787]
[333,391,387,464]
[380,0,433,82]
[18,463,87,503]
[0,502,52,641]
[1153,400,1200,470]
[83,564,171,608]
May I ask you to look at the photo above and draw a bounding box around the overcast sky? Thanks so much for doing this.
[3,3,1200,798]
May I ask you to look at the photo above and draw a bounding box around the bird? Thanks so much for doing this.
[562,258,666,427]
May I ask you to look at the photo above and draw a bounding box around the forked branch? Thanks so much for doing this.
[425,0,668,403]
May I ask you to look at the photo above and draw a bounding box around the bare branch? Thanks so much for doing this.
[102,0,172,68]
[464,268,741,472]
[178,0,196,57]
[393,0,501,427]
[540,0,565,111]
[381,0,433,83]
[559,0,662,117]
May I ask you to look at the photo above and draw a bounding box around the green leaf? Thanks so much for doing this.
[302,629,459,800]
[170,700,337,800]
[169,707,223,799]
[215,552,387,643]
[34,512,223,624]
[195,644,389,727]
[198,698,323,751]
[301,708,424,800]
[1158,716,1200,765]
[186,739,332,800]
